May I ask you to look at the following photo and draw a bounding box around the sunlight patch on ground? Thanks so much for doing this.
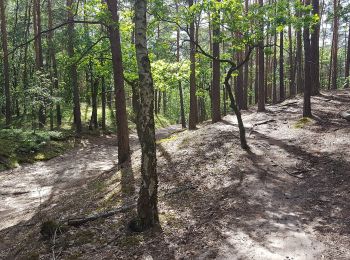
[218,228,324,260]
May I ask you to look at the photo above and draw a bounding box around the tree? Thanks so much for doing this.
[330,0,339,90]
[258,0,265,112]
[47,0,61,127]
[133,0,159,231]
[0,0,11,125]
[345,22,350,89]
[188,0,198,130]
[67,0,82,133]
[33,0,46,128]
[211,1,221,123]
[106,0,131,164]
[303,0,312,117]
[279,29,285,102]
[176,1,186,128]
[311,0,320,95]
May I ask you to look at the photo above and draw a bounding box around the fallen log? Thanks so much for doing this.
[65,185,197,227]
[249,119,277,136]
[67,203,137,227]
[340,111,350,121]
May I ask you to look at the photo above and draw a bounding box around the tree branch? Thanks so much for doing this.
[7,20,105,57]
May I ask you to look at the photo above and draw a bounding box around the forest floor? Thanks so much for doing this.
[0,89,350,260]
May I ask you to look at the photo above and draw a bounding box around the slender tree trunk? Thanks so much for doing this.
[188,0,197,129]
[101,76,107,130]
[258,0,265,111]
[303,0,312,117]
[67,0,82,133]
[0,0,11,125]
[47,0,61,127]
[106,0,131,164]
[23,1,31,117]
[288,14,296,97]
[345,23,350,88]
[279,30,285,102]
[89,62,98,130]
[330,0,339,90]
[236,50,244,110]
[311,0,320,95]
[296,22,303,93]
[211,3,221,122]
[133,0,159,231]
[33,0,46,128]
[273,30,277,104]
[176,1,186,128]
[243,0,249,109]
[255,49,259,104]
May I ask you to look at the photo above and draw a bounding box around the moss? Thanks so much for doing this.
[0,129,73,169]
[74,230,95,246]
[293,117,313,129]
[119,234,143,247]
[40,220,60,240]
[179,136,191,148]
[26,251,40,260]
[155,114,171,129]
[156,134,178,144]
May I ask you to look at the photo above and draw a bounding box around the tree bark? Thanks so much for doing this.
[258,0,265,112]
[311,0,320,95]
[67,0,82,133]
[47,0,61,127]
[133,0,159,231]
[0,0,11,125]
[330,0,339,90]
[303,0,312,117]
[176,1,186,128]
[106,0,131,164]
[345,23,350,89]
[188,0,198,129]
[279,30,285,102]
[33,0,46,128]
[211,3,221,122]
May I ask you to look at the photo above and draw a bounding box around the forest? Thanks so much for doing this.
[0,0,350,259]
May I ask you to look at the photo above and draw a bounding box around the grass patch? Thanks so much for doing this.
[293,117,314,129]
[0,129,74,170]
[155,114,171,129]
[156,134,179,144]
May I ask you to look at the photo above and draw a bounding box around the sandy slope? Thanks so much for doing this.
[0,90,349,259]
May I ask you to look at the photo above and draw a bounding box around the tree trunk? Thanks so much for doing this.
[330,0,339,90]
[133,0,159,231]
[255,49,259,104]
[345,23,350,88]
[47,0,61,127]
[89,63,98,130]
[236,51,244,110]
[106,0,131,164]
[311,0,320,95]
[176,1,186,128]
[0,0,11,125]
[101,76,107,130]
[273,29,277,104]
[258,0,265,112]
[188,0,197,129]
[288,14,296,97]
[33,0,46,128]
[303,0,312,117]
[67,0,82,133]
[211,4,221,123]
[279,30,285,102]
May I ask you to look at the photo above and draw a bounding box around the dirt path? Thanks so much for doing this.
[0,125,182,231]
[0,91,349,260]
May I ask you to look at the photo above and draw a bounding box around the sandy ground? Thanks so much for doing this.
[0,90,349,260]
